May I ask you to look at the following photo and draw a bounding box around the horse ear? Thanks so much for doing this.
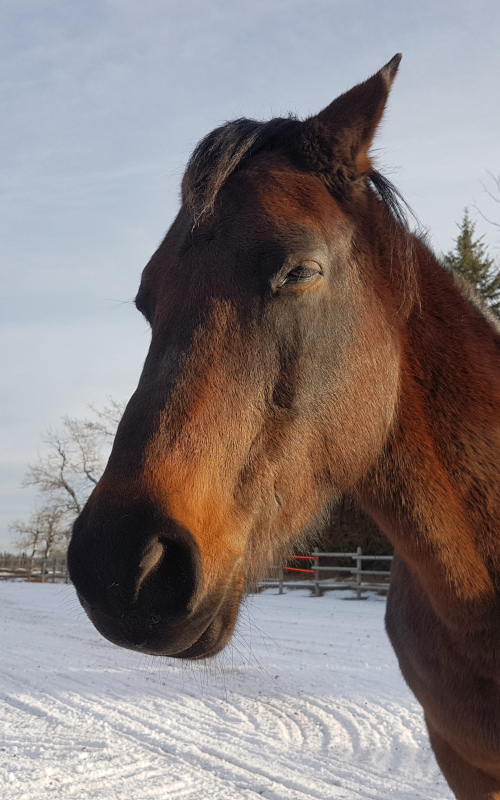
[311,54,401,178]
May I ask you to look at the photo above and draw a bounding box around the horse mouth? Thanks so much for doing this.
[163,609,238,659]
[77,572,243,660]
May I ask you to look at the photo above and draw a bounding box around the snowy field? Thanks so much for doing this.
[0,582,451,800]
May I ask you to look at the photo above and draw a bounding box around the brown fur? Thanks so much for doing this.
[68,56,500,798]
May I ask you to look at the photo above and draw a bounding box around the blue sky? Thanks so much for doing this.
[2,0,500,549]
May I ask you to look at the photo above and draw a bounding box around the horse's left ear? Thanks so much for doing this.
[310,54,401,179]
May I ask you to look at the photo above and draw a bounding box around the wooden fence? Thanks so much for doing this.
[0,548,392,597]
[258,547,393,598]
[0,554,69,583]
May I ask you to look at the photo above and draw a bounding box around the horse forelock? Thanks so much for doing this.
[182,116,301,221]
[182,113,414,220]
[182,113,420,317]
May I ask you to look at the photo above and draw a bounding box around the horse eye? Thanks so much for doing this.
[279,265,321,287]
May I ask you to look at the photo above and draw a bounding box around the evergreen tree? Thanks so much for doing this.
[443,209,500,317]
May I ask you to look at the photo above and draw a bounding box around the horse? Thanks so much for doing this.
[67,55,500,799]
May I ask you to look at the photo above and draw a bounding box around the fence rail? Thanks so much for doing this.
[258,547,393,599]
[0,555,69,583]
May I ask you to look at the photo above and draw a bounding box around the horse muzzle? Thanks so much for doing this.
[76,575,242,659]
[68,501,243,659]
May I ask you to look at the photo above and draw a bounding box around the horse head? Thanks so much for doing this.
[68,56,409,658]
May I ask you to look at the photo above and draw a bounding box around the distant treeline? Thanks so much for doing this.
[317,496,393,556]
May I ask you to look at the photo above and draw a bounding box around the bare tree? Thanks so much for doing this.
[9,516,41,559]
[87,397,125,437]
[23,399,125,516]
[9,504,67,559]
[15,399,125,555]
[24,428,88,516]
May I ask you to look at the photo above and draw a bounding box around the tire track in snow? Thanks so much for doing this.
[2,681,439,800]
[0,583,451,800]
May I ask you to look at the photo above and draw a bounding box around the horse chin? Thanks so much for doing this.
[166,608,239,660]
[76,575,242,661]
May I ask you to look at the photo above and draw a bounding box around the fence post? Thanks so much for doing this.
[356,546,362,600]
[314,547,320,597]
[278,565,283,595]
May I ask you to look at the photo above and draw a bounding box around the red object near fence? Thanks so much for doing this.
[284,566,315,574]
[284,555,315,574]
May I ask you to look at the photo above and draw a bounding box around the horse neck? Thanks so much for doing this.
[358,239,500,625]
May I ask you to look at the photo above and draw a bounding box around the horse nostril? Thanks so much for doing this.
[133,535,198,617]
[135,538,165,600]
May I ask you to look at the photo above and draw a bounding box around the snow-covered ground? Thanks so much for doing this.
[0,582,451,800]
